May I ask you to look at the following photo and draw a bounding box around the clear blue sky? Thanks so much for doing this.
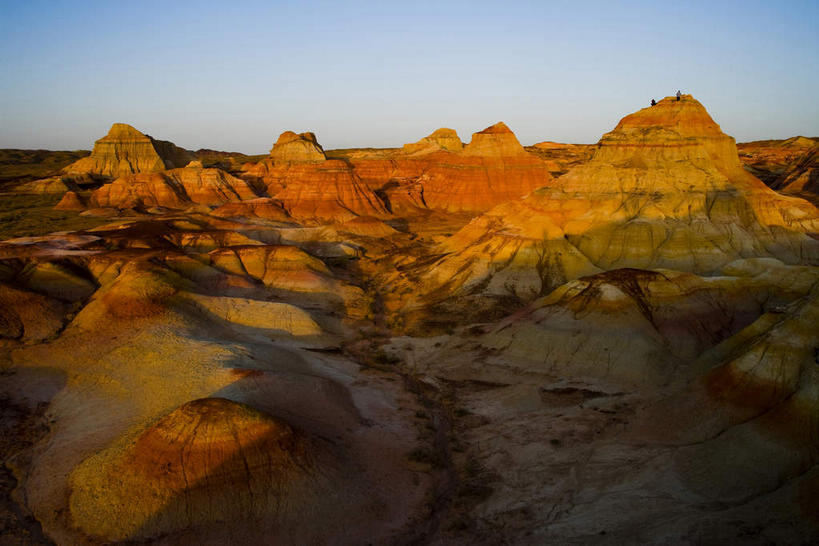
[1,0,817,153]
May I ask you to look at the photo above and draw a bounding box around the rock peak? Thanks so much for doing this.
[402,127,463,155]
[63,123,193,177]
[270,131,326,162]
[597,95,744,176]
[104,123,150,140]
[476,121,514,135]
[462,122,528,157]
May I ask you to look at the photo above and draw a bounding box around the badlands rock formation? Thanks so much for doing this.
[64,123,194,177]
[269,131,326,162]
[412,96,819,305]
[348,123,554,214]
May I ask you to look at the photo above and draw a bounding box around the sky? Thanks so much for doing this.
[0,0,817,153]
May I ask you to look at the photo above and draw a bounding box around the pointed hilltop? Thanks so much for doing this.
[402,128,463,155]
[64,123,194,177]
[269,131,327,162]
[461,121,529,157]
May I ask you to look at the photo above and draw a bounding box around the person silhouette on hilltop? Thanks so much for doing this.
[676,90,681,101]
[651,99,657,106]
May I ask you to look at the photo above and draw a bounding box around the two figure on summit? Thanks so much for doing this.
[651,91,681,107]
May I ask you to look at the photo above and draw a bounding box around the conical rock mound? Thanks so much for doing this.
[65,123,194,177]
[461,121,529,157]
[402,128,463,155]
[270,131,326,162]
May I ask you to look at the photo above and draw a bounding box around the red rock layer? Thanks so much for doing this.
[349,123,553,214]
[211,197,291,221]
[250,159,389,222]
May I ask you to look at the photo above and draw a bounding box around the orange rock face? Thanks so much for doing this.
[64,123,194,177]
[210,197,291,221]
[347,123,553,214]
[246,131,389,222]
[420,122,553,212]
[90,165,258,209]
[269,131,326,162]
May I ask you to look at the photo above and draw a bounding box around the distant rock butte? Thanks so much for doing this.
[64,123,194,177]
[349,122,553,214]
[401,128,463,155]
[415,95,819,302]
[461,121,529,157]
[269,131,327,163]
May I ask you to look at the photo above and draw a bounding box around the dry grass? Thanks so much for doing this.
[0,193,111,240]
[0,149,90,185]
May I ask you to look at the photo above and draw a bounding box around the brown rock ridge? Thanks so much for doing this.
[737,135,816,184]
[90,164,258,209]
[771,141,819,198]
[64,123,194,177]
[411,95,819,305]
